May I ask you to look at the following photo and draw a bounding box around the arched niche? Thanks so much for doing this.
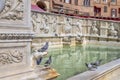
[36,0,47,11]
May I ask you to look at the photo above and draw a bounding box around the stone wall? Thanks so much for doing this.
[31,11,120,48]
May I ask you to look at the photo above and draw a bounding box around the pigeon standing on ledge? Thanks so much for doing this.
[38,42,49,52]
[36,57,43,65]
[44,55,52,67]
[91,59,102,67]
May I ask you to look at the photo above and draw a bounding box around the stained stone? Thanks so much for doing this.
[0,0,5,13]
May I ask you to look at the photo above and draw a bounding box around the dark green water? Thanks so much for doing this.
[42,44,120,80]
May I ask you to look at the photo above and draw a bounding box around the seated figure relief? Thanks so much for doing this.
[108,23,118,37]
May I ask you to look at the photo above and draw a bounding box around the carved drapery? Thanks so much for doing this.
[0,0,24,21]
[0,49,24,66]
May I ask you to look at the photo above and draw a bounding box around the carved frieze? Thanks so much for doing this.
[0,0,24,20]
[0,48,24,66]
[32,12,51,34]
[0,33,34,40]
[0,0,31,28]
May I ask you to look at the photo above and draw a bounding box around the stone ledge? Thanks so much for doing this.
[0,32,34,40]
[67,59,120,80]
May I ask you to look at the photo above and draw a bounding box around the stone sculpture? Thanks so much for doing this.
[0,0,24,20]
[76,20,82,36]
[64,18,72,35]
[91,21,98,36]
[108,23,118,37]
[31,42,49,68]
[31,51,48,68]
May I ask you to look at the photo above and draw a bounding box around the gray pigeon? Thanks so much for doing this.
[44,56,52,67]
[38,42,49,52]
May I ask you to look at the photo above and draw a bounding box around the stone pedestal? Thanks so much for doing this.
[0,0,34,80]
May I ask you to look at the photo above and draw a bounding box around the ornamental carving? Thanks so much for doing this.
[0,0,24,20]
[0,49,23,65]
[32,12,51,34]
[0,33,34,40]
[108,23,118,37]
[64,18,72,34]
[76,20,82,36]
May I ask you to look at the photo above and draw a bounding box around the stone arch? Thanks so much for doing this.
[36,1,47,11]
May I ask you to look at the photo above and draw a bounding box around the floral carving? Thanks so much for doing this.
[0,49,23,65]
[0,0,24,20]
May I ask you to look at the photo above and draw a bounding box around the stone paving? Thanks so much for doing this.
[67,59,120,80]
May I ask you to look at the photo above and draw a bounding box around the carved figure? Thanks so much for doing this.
[108,23,118,37]
[76,20,82,36]
[64,18,72,34]
[91,21,98,36]
[31,42,49,68]
[31,51,48,68]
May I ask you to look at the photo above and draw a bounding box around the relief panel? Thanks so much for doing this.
[0,0,30,27]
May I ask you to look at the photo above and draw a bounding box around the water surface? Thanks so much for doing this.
[42,44,120,80]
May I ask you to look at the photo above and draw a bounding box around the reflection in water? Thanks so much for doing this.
[42,44,120,80]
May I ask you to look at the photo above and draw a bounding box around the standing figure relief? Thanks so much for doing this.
[91,21,98,36]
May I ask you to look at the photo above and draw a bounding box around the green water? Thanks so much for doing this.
[42,44,120,80]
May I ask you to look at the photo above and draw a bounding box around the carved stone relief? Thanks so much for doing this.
[76,20,82,36]
[108,23,118,37]
[90,21,98,36]
[0,33,33,40]
[64,17,72,35]
[51,16,57,33]
[0,0,24,21]
[0,48,25,66]
[32,12,51,35]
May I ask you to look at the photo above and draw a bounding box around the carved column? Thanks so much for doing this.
[0,0,35,80]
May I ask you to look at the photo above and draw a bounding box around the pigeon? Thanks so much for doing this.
[59,8,64,14]
[36,57,43,65]
[91,59,102,67]
[55,33,58,37]
[38,42,49,52]
[85,63,97,71]
[44,56,52,67]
